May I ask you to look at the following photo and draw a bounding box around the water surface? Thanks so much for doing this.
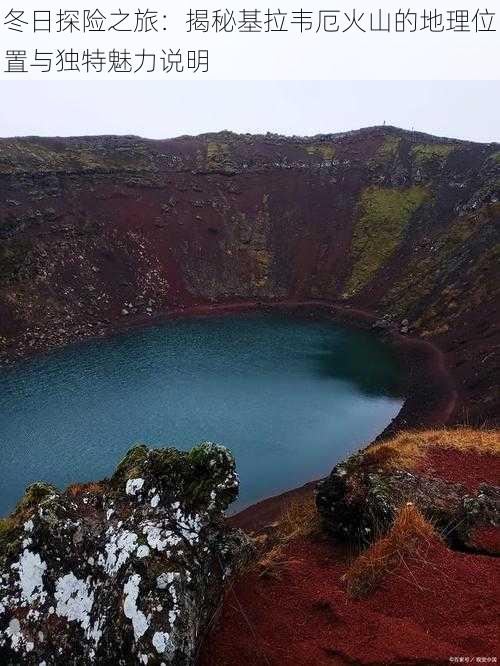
[0,313,404,515]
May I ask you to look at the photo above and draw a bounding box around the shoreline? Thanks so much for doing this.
[1,299,458,524]
[116,298,456,436]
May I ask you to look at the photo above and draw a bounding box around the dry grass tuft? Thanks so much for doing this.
[361,427,499,473]
[275,495,319,541]
[256,495,319,578]
[66,481,105,498]
[344,503,439,597]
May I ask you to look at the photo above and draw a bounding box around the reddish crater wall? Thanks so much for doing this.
[0,127,498,425]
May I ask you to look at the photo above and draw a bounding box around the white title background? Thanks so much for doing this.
[0,1,498,80]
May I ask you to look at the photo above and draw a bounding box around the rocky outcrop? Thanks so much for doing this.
[317,461,499,550]
[0,126,498,425]
[316,432,499,552]
[0,443,252,665]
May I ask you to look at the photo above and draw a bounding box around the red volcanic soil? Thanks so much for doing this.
[468,527,500,555]
[199,535,499,666]
[420,448,500,494]
[227,480,320,535]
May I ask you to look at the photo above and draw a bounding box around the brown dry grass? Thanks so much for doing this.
[66,481,105,498]
[361,427,499,473]
[344,503,439,597]
[256,495,319,578]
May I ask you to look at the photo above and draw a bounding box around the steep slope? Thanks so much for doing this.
[0,126,498,423]
[200,429,499,666]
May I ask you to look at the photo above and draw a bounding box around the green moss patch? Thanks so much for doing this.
[376,137,401,161]
[411,143,455,166]
[344,186,429,297]
[0,138,153,174]
[0,482,56,558]
[305,144,336,161]
[111,442,239,511]
[382,204,498,333]
[207,141,229,163]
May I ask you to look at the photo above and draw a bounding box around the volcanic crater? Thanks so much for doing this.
[0,126,498,666]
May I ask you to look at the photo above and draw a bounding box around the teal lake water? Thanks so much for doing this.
[0,314,404,516]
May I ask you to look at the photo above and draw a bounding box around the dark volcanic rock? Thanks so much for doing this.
[316,453,499,551]
[0,443,252,665]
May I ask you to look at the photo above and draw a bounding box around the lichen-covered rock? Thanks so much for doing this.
[0,442,252,665]
[316,454,499,551]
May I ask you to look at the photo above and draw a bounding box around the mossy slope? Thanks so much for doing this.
[345,185,429,297]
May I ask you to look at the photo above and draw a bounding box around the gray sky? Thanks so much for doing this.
[1,80,498,143]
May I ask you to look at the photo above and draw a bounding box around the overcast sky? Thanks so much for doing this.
[1,80,498,143]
